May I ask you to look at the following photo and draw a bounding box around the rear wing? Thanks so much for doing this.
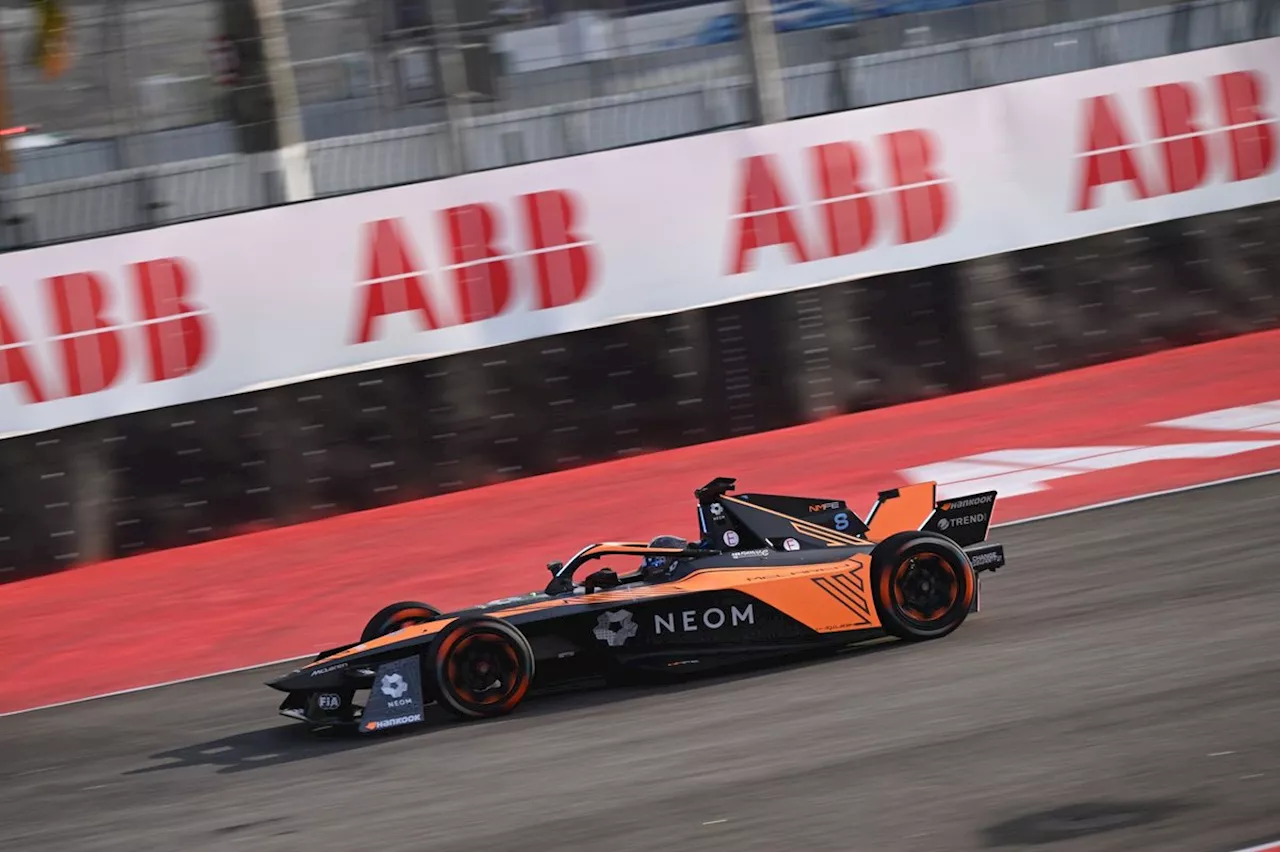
[866,482,996,547]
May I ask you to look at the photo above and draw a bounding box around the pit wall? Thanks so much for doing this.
[1,38,1277,581]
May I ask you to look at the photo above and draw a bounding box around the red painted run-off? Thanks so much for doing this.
[2,330,1279,714]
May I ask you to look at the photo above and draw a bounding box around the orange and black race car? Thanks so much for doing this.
[267,476,1006,733]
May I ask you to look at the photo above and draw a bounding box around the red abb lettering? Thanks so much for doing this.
[46,272,123,397]
[352,218,442,344]
[353,194,597,344]
[1148,82,1208,194]
[1,259,211,407]
[883,129,952,244]
[811,142,876,257]
[522,190,596,310]
[729,131,953,272]
[1075,94,1152,211]
[1216,70,1276,182]
[132,258,210,382]
[0,291,46,404]
[443,203,512,323]
[1075,72,1275,211]
[727,154,810,275]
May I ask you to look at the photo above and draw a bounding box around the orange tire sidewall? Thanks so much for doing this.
[876,537,973,632]
[434,621,532,716]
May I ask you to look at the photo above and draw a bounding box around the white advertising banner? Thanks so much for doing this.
[1,38,1278,438]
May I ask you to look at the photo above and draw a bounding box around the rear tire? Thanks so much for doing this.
[360,600,442,643]
[431,616,535,720]
[870,531,974,641]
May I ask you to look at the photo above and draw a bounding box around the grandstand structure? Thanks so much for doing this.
[0,0,1275,249]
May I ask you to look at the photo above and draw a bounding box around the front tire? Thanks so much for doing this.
[430,616,535,720]
[360,600,442,643]
[870,531,975,641]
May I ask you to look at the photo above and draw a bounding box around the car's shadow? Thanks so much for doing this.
[124,637,915,776]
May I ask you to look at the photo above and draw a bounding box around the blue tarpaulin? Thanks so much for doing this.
[676,0,992,47]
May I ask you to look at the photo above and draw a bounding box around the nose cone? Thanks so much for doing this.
[265,657,354,691]
[264,666,309,692]
[265,642,363,691]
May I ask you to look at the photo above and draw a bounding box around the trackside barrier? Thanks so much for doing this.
[0,39,1278,578]
[1,196,1276,580]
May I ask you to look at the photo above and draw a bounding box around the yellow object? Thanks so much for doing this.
[30,0,71,79]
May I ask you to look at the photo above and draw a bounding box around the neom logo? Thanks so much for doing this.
[655,605,755,634]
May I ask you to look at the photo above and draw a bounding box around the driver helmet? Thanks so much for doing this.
[641,534,688,580]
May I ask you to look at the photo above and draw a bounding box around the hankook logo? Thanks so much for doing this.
[941,496,991,510]
[364,712,424,731]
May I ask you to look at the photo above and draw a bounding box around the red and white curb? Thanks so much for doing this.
[1226,842,1280,852]
[906,398,1280,499]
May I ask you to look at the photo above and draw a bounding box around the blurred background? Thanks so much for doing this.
[0,0,1278,582]
[2,8,1279,847]
[0,0,1276,250]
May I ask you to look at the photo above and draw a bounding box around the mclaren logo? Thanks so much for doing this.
[593,609,638,647]
[310,663,346,677]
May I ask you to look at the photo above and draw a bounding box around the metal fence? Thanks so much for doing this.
[0,0,1276,249]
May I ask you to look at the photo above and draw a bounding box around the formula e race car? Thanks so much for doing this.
[266,477,1007,733]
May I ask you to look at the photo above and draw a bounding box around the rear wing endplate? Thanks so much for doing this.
[866,482,997,547]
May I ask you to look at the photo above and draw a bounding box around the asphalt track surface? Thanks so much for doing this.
[3,475,1280,852]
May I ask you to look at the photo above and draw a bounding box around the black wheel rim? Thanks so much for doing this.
[446,632,522,707]
[892,551,959,627]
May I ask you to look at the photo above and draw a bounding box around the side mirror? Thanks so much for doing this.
[583,568,620,595]
[544,560,574,596]
[544,574,574,596]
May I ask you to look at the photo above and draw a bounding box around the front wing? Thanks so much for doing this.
[278,656,429,733]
